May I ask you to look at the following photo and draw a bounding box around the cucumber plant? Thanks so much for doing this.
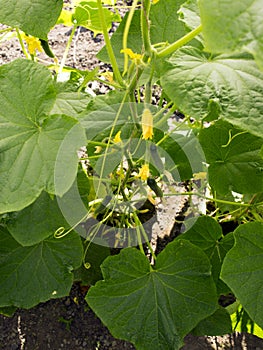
[0,0,263,349]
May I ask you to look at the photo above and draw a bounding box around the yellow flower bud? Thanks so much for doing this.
[141,108,153,140]
[113,130,122,143]
[138,164,150,181]
[94,146,102,154]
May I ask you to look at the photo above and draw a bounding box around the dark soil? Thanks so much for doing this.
[1,3,263,349]
[1,282,263,350]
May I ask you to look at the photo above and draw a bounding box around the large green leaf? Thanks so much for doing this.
[0,59,86,213]
[0,226,83,308]
[0,0,63,39]
[160,48,263,137]
[199,0,263,70]
[221,222,263,328]
[199,121,263,195]
[87,241,217,350]
[6,192,71,246]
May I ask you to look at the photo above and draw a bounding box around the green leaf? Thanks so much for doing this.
[160,47,263,137]
[6,192,71,246]
[72,1,120,36]
[161,127,205,180]
[199,0,263,70]
[199,121,263,195]
[231,305,263,339]
[180,216,223,257]
[178,0,201,31]
[0,306,17,317]
[87,241,217,350]
[179,216,234,293]
[150,0,187,45]
[192,307,232,336]
[221,222,263,328]
[50,92,91,118]
[0,59,86,213]
[0,0,63,40]
[0,226,83,308]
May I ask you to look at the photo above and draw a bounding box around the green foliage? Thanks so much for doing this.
[221,222,263,328]
[160,48,263,138]
[199,0,263,70]
[0,226,83,308]
[87,241,217,350]
[0,0,263,348]
[199,120,263,195]
[0,0,63,39]
[192,307,232,336]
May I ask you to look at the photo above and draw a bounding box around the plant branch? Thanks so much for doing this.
[141,0,151,56]
[96,0,124,87]
[122,0,139,75]
[157,24,202,58]
[58,24,77,75]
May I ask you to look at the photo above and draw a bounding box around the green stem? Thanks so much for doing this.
[165,191,255,208]
[157,24,202,58]
[122,0,139,75]
[0,27,13,35]
[58,24,77,75]
[97,0,124,86]
[15,28,30,59]
[134,212,157,261]
[154,102,177,128]
[141,0,151,56]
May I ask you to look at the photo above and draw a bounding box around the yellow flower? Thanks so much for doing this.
[120,48,142,64]
[152,0,159,4]
[138,164,150,181]
[141,108,153,140]
[94,146,102,154]
[24,35,43,55]
[113,130,122,143]
[101,71,114,83]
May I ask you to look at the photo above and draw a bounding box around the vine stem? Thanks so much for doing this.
[15,28,30,59]
[122,0,139,75]
[157,24,202,58]
[58,24,77,75]
[164,191,257,208]
[96,0,124,86]
[141,0,151,56]
[133,212,157,261]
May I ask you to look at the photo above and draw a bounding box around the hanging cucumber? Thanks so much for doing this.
[147,178,163,197]
[40,39,55,58]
